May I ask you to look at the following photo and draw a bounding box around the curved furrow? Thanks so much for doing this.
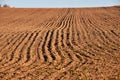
[42,30,57,63]
[80,17,92,44]
[4,31,43,80]
[80,11,117,55]
[35,9,62,28]
[0,33,28,69]
[92,12,120,33]
[0,33,25,64]
[41,30,53,62]
[43,9,89,80]
[0,33,9,43]
[80,14,109,45]
[24,31,39,63]
[88,13,120,42]
[77,14,96,59]
[49,30,62,66]
[37,31,47,63]
[0,32,23,53]
[78,16,90,47]
[55,9,71,29]
[56,15,66,28]
[74,11,87,48]
[56,24,74,68]
[58,9,72,48]
[110,29,120,38]
[71,14,81,48]
[0,33,23,63]
[81,37,118,62]
[0,34,32,79]
[59,15,74,61]
[0,32,41,79]
[70,13,94,60]
[77,12,114,57]
[14,32,36,65]
[37,10,63,30]
[63,12,74,50]
[88,13,120,44]
[0,8,119,80]
[47,30,56,61]
[42,9,76,80]
[75,10,99,58]
[13,31,40,67]
[53,30,65,65]
[69,9,81,46]
[0,32,34,67]
[0,33,10,41]
[97,27,120,48]
[49,12,66,30]
[75,10,91,48]
[59,10,87,62]
[87,39,119,60]
[66,15,75,50]
[87,20,120,51]
[6,30,57,79]
[36,31,48,63]
[44,18,55,29]
[67,15,84,61]
[0,33,12,49]
[18,31,43,67]
[86,15,120,49]
[61,14,77,54]
[74,25,98,61]
[0,33,14,52]
[73,14,94,59]
[36,31,45,61]
[0,32,40,79]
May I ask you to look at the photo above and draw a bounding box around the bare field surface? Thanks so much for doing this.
[0,7,120,80]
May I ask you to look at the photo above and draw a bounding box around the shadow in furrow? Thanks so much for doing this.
[47,30,56,60]
[42,30,50,62]
[25,32,39,63]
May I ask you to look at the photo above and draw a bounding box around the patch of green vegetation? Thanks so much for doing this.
[32,53,35,56]
[82,77,88,80]
[70,70,77,75]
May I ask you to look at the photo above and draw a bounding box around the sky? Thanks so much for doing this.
[0,0,120,8]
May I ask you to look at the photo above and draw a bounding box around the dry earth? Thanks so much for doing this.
[0,6,120,80]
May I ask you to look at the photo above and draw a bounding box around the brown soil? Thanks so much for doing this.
[0,7,120,80]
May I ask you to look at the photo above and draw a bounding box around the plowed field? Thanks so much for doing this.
[0,7,120,80]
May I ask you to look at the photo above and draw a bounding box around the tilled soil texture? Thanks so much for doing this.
[0,7,120,80]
